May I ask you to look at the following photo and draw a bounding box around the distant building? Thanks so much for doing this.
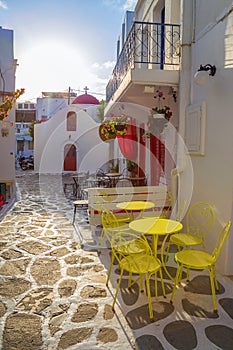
[15,101,36,157]
[117,10,134,58]
[34,90,109,174]
[36,91,77,121]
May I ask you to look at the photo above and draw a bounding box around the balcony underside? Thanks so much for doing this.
[105,67,179,113]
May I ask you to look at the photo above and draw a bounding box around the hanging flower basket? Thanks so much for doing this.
[115,123,127,132]
[99,115,128,141]
[148,116,168,135]
[146,89,174,136]
[112,114,128,136]
[99,123,116,142]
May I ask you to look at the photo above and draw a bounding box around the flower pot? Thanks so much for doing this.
[148,117,168,135]
[153,113,165,119]
[99,124,116,142]
[115,123,127,131]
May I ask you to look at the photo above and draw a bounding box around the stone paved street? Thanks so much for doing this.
[1,171,233,350]
[0,171,134,350]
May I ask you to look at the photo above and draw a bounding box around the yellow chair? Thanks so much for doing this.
[168,201,214,251]
[141,191,172,219]
[111,232,166,320]
[96,193,131,252]
[170,221,232,312]
[101,210,147,284]
[99,209,131,253]
[97,194,131,225]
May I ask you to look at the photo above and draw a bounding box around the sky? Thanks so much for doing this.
[0,0,137,102]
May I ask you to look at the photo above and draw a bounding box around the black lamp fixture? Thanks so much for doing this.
[194,64,216,86]
[198,64,216,76]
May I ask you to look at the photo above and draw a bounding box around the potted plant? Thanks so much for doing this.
[109,163,119,173]
[126,160,138,177]
[147,89,173,136]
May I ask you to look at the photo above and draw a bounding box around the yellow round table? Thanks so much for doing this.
[116,201,155,220]
[129,217,183,281]
[129,217,183,255]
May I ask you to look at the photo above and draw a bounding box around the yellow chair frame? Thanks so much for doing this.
[101,209,146,285]
[169,201,214,251]
[99,209,131,252]
[111,232,166,320]
[170,221,232,312]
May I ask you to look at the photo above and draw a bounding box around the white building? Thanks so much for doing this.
[105,0,233,274]
[0,26,18,201]
[15,101,36,158]
[34,92,109,174]
[36,91,77,121]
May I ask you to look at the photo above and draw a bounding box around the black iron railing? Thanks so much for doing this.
[106,21,180,102]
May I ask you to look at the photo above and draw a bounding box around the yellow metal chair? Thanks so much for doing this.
[170,221,232,312]
[168,201,214,251]
[97,193,131,225]
[141,191,172,219]
[99,209,131,253]
[111,232,166,320]
[96,193,131,252]
[101,210,147,284]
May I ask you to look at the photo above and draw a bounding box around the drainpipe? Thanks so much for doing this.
[171,0,194,217]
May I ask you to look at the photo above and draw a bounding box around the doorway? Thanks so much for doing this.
[64,144,77,171]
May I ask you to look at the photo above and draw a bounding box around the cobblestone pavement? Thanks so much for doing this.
[0,171,233,350]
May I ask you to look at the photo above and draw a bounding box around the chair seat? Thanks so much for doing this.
[175,250,213,269]
[170,233,203,247]
[120,254,161,275]
[73,199,88,207]
[114,239,146,256]
[114,215,131,223]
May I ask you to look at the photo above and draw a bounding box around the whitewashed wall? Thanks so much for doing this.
[34,106,109,174]
[179,0,233,274]
[0,27,17,190]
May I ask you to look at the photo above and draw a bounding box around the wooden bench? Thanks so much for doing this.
[87,186,172,227]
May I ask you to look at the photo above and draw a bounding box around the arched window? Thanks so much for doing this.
[66,111,77,131]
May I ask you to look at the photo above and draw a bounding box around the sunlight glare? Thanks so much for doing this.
[16,39,97,100]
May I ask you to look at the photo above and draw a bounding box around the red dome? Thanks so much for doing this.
[72,93,100,105]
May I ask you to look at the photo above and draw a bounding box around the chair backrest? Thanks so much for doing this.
[111,231,152,263]
[101,209,119,229]
[211,221,232,262]
[121,168,128,178]
[186,202,214,238]
[96,168,105,178]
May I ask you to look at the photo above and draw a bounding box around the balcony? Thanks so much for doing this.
[106,21,180,103]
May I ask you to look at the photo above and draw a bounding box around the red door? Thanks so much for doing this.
[150,135,165,185]
[64,144,76,171]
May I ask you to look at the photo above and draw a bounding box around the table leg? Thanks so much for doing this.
[73,205,77,224]
[151,235,158,256]
[161,234,175,281]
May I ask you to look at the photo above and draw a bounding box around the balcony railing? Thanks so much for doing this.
[106,21,180,102]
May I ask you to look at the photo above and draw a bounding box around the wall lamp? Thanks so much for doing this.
[194,64,216,86]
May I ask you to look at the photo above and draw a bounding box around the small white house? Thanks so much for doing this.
[34,92,109,174]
